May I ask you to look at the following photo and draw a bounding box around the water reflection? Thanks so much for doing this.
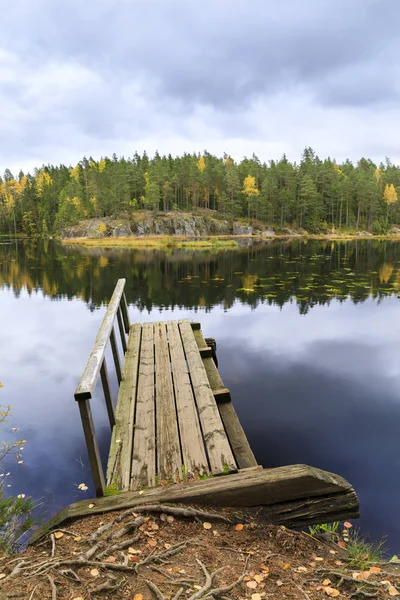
[1,239,400,551]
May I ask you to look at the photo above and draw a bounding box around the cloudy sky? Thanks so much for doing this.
[2,0,400,174]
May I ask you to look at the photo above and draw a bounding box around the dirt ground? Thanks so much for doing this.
[0,504,398,600]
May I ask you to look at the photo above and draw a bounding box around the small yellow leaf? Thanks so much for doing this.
[54,531,64,539]
[74,536,82,542]
[314,557,324,562]
[0,574,6,580]
[203,522,212,530]
[134,595,143,600]
[164,543,171,549]
[389,586,400,597]
[147,539,157,547]
[234,523,244,531]
[246,581,258,589]
[283,562,290,570]
[88,503,95,508]
[128,547,141,554]
[323,579,331,586]
[260,565,270,574]
[151,522,159,530]
[251,594,262,600]
[254,574,264,583]
[369,566,381,574]
[276,580,283,587]
[323,586,340,597]
[90,568,99,577]
[166,515,174,523]
[329,550,336,555]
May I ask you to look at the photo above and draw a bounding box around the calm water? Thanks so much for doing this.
[1,238,400,551]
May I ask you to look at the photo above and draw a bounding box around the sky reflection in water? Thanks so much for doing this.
[1,239,400,551]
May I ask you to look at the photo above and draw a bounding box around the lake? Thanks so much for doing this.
[1,237,400,552]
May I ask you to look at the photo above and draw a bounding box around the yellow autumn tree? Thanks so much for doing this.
[242,175,259,219]
[69,165,80,181]
[35,170,52,194]
[197,156,206,172]
[383,183,398,228]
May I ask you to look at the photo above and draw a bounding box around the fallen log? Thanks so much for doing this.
[30,465,359,544]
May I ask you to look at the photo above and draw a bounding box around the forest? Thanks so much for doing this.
[1,148,400,236]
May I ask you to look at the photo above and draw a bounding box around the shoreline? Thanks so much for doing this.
[59,232,400,249]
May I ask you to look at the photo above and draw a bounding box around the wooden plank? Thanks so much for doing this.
[218,401,258,469]
[179,320,236,475]
[121,293,130,333]
[212,387,231,403]
[199,346,213,359]
[30,465,359,543]
[100,359,115,430]
[78,400,105,497]
[75,279,126,400]
[110,327,122,384]
[107,324,142,490]
[131,323,156,490]
[154,322,182,484]
[190,322,201,330]
[167,321,209,478]
[117,307,127,353]
[193,328,257,469]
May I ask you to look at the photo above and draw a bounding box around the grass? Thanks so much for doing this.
[104,482,123,497]
[61,235,239,249]
[347,529,385,569]
[309,522,385,570]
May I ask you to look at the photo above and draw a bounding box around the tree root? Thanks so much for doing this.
[135,538,198,573]
[145,554,249,600]
[97,534,141,559]
[49,533,56,558]
[47,575,57,600]
[90,577,123,593]
[113,516,145,539]
[117,504,233,524]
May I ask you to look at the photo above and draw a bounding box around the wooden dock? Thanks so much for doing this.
[66,278,359,536]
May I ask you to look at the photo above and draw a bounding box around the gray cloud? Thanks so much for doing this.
[1,0,400,171]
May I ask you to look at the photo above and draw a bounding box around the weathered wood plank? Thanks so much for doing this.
[100,359,115,430]
[107,324,142,490]
[110,327,122,385]
[193,328,257,469]
[167,321,209,478]
[131,323,156,490]
[117,307,127,353]
[78,400,105,497]
[212,387,231,403]
[121,292,130,333]
[30,465,359,543]
[75,279,126,400]
[179,320,236,475]
[218,402,258,469]
[155,322,182,484]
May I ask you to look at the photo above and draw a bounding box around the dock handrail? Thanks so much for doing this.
[74,278,130,496]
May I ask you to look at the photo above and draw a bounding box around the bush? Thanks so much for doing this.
[0,398,40,554]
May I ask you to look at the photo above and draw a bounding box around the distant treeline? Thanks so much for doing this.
[1,148,400,235]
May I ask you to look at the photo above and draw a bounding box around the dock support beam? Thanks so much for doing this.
[78,399,105,497]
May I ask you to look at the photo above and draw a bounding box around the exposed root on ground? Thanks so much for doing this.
[0,503,394,600]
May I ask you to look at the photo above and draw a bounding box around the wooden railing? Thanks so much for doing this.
[74,279,130,496]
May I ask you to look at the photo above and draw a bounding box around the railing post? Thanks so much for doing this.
[77,398,105,497]
[117,307,127,353]
[121,293,130,333]
[100,359,115,430]
[110,327,122,384]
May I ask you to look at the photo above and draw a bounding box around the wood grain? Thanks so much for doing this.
[131,323,156,490]
[167,321,209,478]
[179,320,236,475]
[154,322,182,483]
